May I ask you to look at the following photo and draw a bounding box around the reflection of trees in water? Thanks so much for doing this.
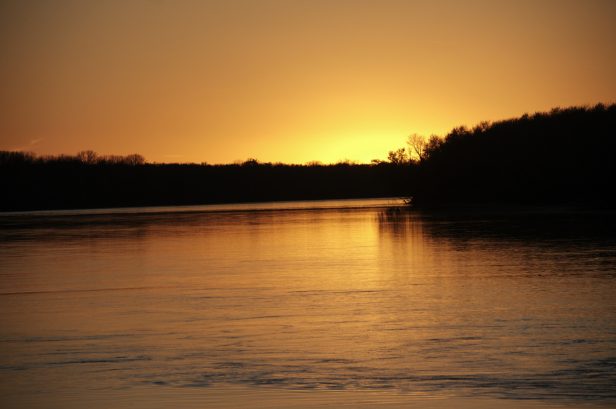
[376,207,433,269]
[376,207,616,284]
[380,207,616,243]
[376,207,420,239]
[377,207,616,273]
[422,209,616,247]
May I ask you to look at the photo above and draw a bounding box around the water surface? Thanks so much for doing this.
[1,199,615,407]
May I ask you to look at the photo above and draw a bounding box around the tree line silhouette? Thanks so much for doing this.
[0,152,411,211]
[405,103,616,207]
[1,103,614,211]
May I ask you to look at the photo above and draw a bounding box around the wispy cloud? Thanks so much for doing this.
[3,138,45,152]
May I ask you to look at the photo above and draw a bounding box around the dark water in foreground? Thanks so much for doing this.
[0,199,615,407]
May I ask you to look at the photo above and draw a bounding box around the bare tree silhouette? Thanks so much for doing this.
[407,133,427,162]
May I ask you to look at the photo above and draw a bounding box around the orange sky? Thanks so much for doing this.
[1,0,615,164]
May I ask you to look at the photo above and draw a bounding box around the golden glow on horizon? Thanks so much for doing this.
[0,0,615,164]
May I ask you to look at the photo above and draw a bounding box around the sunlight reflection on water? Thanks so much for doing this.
[0,199,615,407]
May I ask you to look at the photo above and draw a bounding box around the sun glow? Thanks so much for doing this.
[0,1,614,163]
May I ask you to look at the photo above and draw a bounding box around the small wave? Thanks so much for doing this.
[48,355,151,366]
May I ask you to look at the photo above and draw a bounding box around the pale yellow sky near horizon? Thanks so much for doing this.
[1,0,615,164]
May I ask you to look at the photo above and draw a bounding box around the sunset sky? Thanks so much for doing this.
[1,0,615,164]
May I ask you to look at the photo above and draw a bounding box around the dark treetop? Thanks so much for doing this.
[410,103,616,207]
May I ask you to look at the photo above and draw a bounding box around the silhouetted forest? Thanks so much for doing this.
[0,152,412,211]
[1,103,614,212]
[410,103,616,207]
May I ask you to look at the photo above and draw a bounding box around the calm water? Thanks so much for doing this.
[1,199,615,408]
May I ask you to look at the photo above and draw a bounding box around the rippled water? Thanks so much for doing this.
[1,199,615,407]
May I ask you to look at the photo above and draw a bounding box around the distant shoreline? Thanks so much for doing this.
[0,160,411,212]
[2,103,614,212]
[0,197,408,217]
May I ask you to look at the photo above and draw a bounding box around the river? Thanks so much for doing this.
[1,199,615,408]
